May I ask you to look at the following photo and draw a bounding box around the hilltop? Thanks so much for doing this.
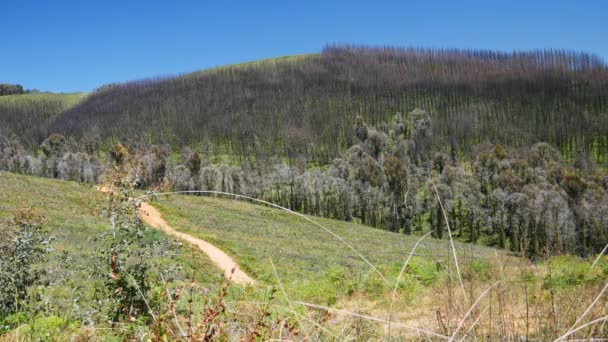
[18,45,606,164]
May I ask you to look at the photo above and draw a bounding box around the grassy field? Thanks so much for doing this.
[151,193,504,302]
[148,192,608,339]
[2,172,608,339]
[0,171,215,272]
[0,92,85,104]
[0,172,223,339]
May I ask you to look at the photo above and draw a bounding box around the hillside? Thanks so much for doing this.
[0,172,219,283]
[0,172,222,339]
[151,192,503,300]
[2,172,608,339]
[0,93,85,147]
[1,46,608,339]
[43,45,608,163]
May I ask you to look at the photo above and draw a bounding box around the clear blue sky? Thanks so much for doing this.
[2,0,607,93]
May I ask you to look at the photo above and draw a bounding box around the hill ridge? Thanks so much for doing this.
[41,45,608,164]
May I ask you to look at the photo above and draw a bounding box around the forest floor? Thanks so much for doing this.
[97,186,256,285]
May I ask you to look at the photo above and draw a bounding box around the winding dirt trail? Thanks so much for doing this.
[138,201,255,285]
[98,187,255,285]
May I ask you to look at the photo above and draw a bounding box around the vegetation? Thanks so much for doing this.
[4,107,607,258]
[151,190,500,303]
[0,84,24,96]
[2,172,608,339]
[0,208,51,317]
[1,44,608,339]
[0,172,224,339]
[39,45,608,164]
[0,93,85,147]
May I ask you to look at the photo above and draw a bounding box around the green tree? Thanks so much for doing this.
[354,114,369,142]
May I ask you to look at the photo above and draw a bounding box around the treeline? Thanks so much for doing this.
[0,84,24,96]
[0,133,102,183]
[42,45,608,164]
[3,109,607,258]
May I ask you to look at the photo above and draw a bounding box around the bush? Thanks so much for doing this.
[0,312,27,333]
[110,142,128,165]
[404,257,440,286]
[16,316,74,340]
[463,260,493,281]
[543,256,606,290]
[300,279,340,305]
[0,208,52,317]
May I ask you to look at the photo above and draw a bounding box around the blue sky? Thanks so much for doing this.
[2,0,607,92]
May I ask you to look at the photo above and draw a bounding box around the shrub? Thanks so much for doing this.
[404,257,440,285]
[543,256,606,290]
[0,208,52,317]
[97,180,153,324]
[17,316,73,340]
[463,259,493,281]
[109,142,128,165]
[300,279,340,305]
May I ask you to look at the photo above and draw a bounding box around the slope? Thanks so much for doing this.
[0,93,85,147]
[46,45,608,163]
[150,192,507,302]
[141,192,608,339]
[0,172,221,317]
[2,173,608,340]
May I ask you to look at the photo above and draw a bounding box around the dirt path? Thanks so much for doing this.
[98,187,255,285]
[138,201,255,285]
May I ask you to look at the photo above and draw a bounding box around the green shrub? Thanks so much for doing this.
[299,279,339,305]
[0,208,52,317]
[543,256,606,290]
[359,271,385,297]
[17,316,74,341]
[518,269,536,283]
[395,278,423,304]
[404,257,440,286]
[464,260,493,281]
[0,312,27,333]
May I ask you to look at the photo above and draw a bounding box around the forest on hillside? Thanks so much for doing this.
[0,93,84,147]
[35,45,608,164]
[2,109,607,258]
[2,47,608,340]
[2,45,608,258]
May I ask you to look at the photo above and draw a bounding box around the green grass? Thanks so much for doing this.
[150,193,505,303]
[0,92,86,105]
[0,170,105,250]
[0,172,222,328]
[1,171,496,315]
[0,171,219,278]
[193,53,319,74]
[2,173,608,340]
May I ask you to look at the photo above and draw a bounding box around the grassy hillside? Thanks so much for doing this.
[0,93,85,147]
[0,172,221,339]
[0,171,214,277]
[45,45,608,163]
[2,173,608,339]
[152,193,503,301]
[148,192,608,339]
